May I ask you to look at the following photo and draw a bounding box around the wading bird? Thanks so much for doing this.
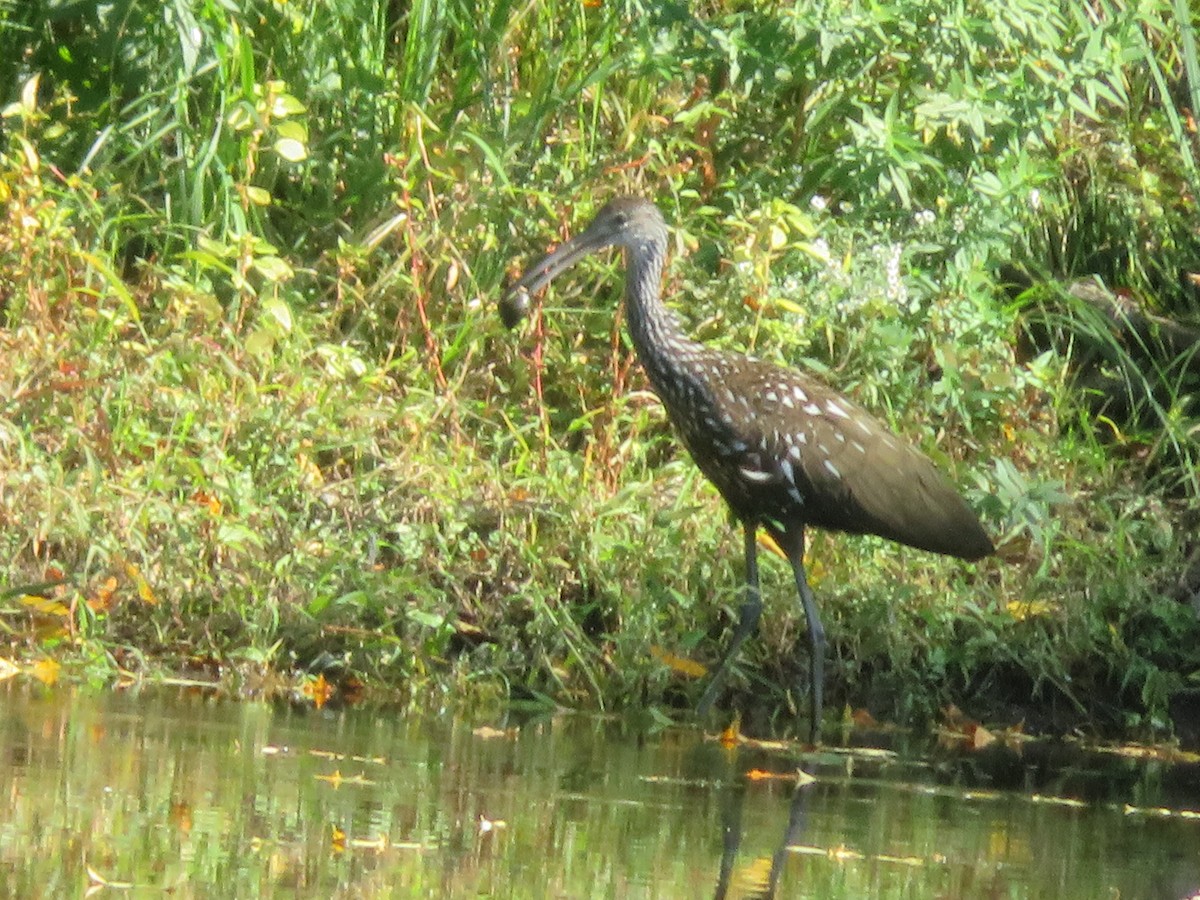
[503,197,993,743]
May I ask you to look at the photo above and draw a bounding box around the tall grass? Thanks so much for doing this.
[1,0,1199,735]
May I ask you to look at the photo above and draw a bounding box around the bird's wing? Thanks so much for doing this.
[718,360,991,558]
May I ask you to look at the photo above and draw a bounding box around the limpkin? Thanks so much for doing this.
[503,196,993,742]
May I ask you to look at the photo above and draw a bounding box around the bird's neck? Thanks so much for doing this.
[622,240,701,389]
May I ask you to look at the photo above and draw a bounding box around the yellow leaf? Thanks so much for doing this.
[192,490,222,516]
[1006,600,1060,621]
[18,594,69,617]
[756,531,788,562]
[137,578,157,605]
[271,94,306,118]
[768,296,805,315]
[649,644,708,679]
[296,451,324,489]
[720,713,742,747]
[31,658,60,686]
[124,562,158,606]
[303,673,334,709]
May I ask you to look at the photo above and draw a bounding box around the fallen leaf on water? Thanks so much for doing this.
[720,715,742,748]
[1031,794,1087,808]
[745,768,780,781]
[829,844,865,862]
[170,800,193,834]
[708,718,792,751]
[745,768,817,786]
[473,725,517,740]
[86,865,133,893]
[873,853,924,867]
[303,673,334,709]
[1076,739,1200,765]
[309,749,386,765]
[973,724,996,750]
[789,843,941,868]
[478,815,507,833]
[1122,803,1200,820]
[937,705,981,744]
[941,704,970,728]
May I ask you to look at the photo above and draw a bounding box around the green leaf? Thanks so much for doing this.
[409,609,446,629]
[226,102,256,131]
[263,297,293,332]
[270,93,306,118]
[273,137,308,162]
[252,255,294,282]
[244,328,275,359]
[216,522,265,551]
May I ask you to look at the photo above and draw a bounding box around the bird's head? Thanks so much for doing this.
[501,196,666,328]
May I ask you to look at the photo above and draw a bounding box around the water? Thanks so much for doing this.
[1,687,1198,898]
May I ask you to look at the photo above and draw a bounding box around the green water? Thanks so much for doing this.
[1,687,1198,898]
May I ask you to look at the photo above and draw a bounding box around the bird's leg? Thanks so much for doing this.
[783,528,825,744]
[697,520,763,716]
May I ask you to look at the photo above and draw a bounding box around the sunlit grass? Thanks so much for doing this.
[1,0,1199,737]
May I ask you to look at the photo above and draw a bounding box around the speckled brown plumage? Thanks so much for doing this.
[504,196,993,742]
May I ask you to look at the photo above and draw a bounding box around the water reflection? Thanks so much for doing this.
[715,779,811,900]
[1,686,1199,898]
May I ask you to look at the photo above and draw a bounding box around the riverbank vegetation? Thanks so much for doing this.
[2,0,1199,741]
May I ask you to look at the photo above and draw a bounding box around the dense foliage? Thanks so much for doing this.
[2,0,1199,738]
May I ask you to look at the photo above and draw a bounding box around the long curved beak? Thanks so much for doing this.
[501,224,616,329]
